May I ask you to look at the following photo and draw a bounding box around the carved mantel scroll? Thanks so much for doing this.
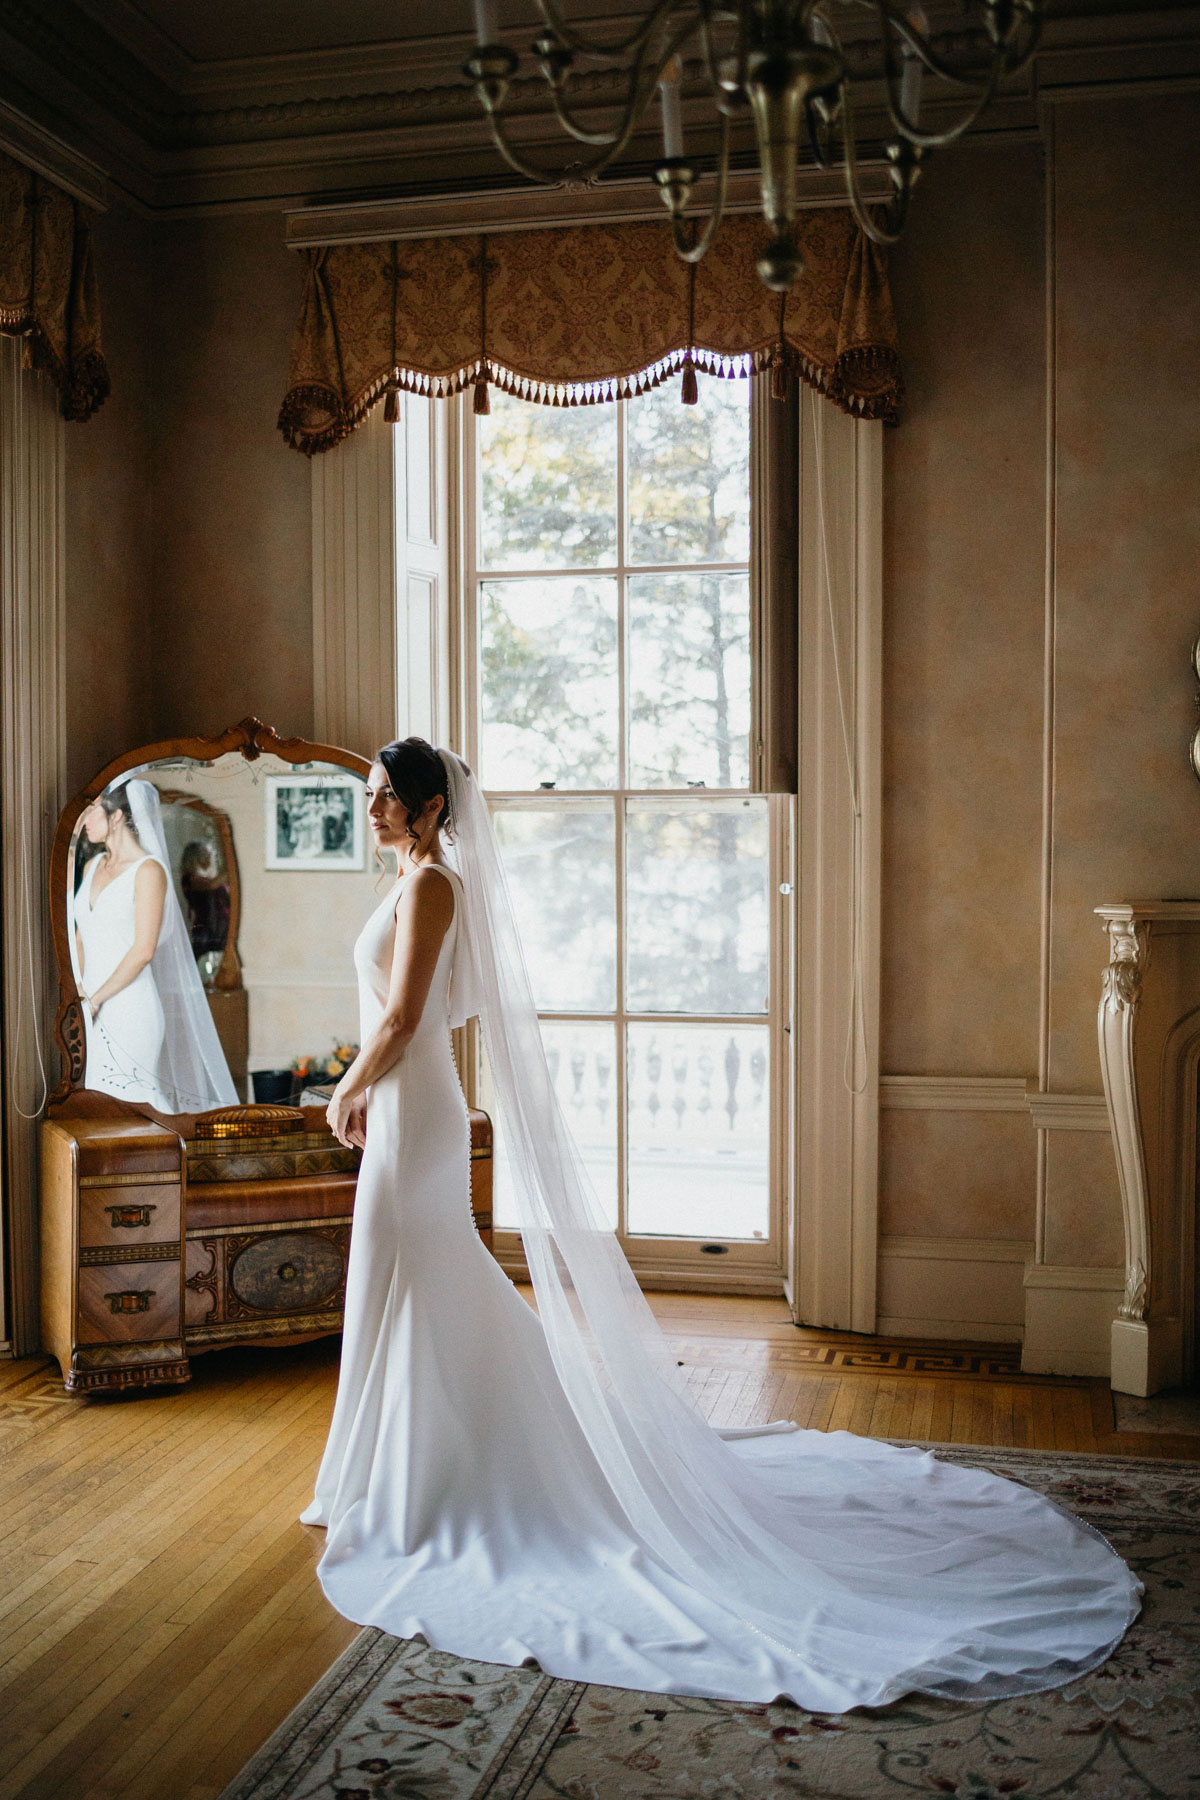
[1096,902,1200,1396]
[1097,915,1151,1325]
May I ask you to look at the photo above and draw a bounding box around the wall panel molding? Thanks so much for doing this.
[881,1075,1030,1112]
[1026,1091,1110,1131]
[881,1073,1110,1129]
[0,338,66,1356]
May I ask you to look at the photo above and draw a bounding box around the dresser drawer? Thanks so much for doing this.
[77,1258,181,1344]
[80,1179,181,1250]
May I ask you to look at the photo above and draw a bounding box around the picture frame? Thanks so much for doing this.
[264,771,365,872]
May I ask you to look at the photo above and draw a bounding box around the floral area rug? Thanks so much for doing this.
[221,1447,1200,1800]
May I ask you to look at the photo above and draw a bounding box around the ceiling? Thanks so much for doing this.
[0,0,1196,217]
[124,1,459,63]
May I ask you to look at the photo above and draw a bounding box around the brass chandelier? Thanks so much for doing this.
[464,1,1043,290]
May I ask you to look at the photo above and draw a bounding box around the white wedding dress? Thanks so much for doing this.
[302,858,1140,1712]
[75,853,172,1110]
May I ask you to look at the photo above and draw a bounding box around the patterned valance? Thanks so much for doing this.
[278,210,901,455]
[0,151,108,422]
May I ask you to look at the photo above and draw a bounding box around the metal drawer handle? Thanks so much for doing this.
[277,1263,299,1282]
[106,1204,156,1229]
[105,1290,154,1314]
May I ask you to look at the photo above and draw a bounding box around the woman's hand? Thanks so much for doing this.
[327,1086,367,1150]
[85,994,100,1023]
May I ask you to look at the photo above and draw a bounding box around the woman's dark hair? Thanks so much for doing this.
[99,786,141,844]
[376,738,457,851]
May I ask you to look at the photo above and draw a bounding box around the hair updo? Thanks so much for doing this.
[99,785,141,844]
[376,737,460,852]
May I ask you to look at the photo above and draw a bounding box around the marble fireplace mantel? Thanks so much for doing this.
[1097,901,1200,1397]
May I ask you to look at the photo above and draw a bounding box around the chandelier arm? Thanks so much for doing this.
[805,93,834,169]
[483,110,611,185]
[839,0,1030,90]
[546,16,706,151]
[532,0,690,62]
[867,3,1006,149]
[669,111,732,263]
[839,84,907,247]
[698,2,748,113]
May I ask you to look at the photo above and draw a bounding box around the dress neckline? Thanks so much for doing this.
[86,853,152,913]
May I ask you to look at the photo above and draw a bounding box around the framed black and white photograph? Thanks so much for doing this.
[265,772,365,872]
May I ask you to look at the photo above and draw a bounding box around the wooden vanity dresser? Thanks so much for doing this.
[41,1099,494,1393]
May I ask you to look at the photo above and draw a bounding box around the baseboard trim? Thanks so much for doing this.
[877,1315,1024,1344]
[1023,1263,1124,1292]
[1022,1264,1124,1376]
[876,1235,1032,1341]
[494,1257,788,1299]
[879,1235,1032,1264]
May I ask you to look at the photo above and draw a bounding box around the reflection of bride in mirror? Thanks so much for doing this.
[71,778,239,1113]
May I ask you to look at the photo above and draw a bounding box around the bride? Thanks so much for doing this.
[304,736,1139,1711]
[73,778,238,1114]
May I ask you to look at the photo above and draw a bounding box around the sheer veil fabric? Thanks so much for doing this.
[305,748,1140,1712]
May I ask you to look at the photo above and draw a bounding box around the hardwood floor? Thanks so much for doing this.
[1,1291,1196,1800]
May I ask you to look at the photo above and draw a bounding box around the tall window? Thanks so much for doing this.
[466,375,784,1275]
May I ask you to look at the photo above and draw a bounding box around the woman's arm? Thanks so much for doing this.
[327,869,454,1147]
[86,860,167,1018]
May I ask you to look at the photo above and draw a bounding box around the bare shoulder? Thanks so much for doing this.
[135,858,168,895]
[398,865,455,934]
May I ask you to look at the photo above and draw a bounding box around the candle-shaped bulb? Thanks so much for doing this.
[659,55,683,160]
[900,5,927,126]
[473,0,498,46]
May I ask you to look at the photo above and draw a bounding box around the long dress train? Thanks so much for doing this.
[302,863,1140,1712]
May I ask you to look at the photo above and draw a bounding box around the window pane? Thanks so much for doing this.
[626,1022,769,1239]
[625,799,769,1014]
[626,373,750,566]
[481,577,618,789]
[488,1022,619,1231]
[479,388,617,570]
[629,572,751,789]
[490,799,616,1012]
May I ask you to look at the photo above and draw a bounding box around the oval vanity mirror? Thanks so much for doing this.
[50,717,374,1117]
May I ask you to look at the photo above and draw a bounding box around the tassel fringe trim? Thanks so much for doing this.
[0,313,110,422]
[279,343,902,455]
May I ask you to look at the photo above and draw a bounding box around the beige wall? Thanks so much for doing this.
[65,210,314,781]
[880,96,1200,1354]
[148,216,313,743]
[64,207,155,794]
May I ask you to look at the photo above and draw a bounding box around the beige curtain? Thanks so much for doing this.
[0,150,109,423]
[279,211,901,455]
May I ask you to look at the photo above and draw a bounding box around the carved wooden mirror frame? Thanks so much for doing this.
[47,717,371,1112]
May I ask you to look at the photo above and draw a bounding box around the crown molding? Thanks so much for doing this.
[0,95,108,206]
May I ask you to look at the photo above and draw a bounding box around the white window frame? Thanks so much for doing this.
[311,383,882,1326]
[457,386,790,1290]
